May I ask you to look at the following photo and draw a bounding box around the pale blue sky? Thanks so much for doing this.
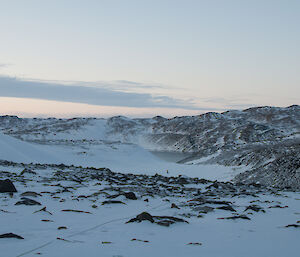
[0,0,299,117]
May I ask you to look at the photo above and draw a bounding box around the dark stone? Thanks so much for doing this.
[33,206,52,215]
[102,200,126,205]
[21,191,42,197]
[244,205,265,212]
[285,224,300,228]
[123,192,137,200]
[126,212,188,226]
[61,209,92,214]
[171,203,180,209]
[206,200,232,205]
[177,177,189,185]
[248,182,261,188]
[206,182,220,189]
[268,205,288,209]
[218,214,251,220]
[15,197,41,206]
[153,216,188,224]
[216,205,236,212]
[58,226,68,230]
[0,233,24,239]
[0,179,17,193]
[127,212,155,223]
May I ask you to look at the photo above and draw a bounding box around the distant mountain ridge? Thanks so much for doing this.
[0,105,299,189]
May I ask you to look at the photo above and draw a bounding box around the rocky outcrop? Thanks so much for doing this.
[0,105,299,189]
[0,179,17,193]
[234,149,300,190]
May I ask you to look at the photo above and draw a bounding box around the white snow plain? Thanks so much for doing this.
[0,127,299,257]
[0,131,245,181]
[1,167,299,257]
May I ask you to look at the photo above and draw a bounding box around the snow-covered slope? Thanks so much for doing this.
[0,132,61,164]
[0,105,299,188]
[0,131,243,182]
[0,106,299,257]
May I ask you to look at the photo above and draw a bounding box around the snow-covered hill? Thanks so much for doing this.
[0,105,299,189]
[0,132,61,164]
[0,106,299,257]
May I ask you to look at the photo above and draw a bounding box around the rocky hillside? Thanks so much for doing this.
[0,105,299,189]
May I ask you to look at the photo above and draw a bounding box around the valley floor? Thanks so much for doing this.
[0,163,299,257]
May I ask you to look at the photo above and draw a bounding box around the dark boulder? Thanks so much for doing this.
[285,224,300,228]
[171,203,180,209]
[126,212,188,226]
[123,192,137,200]
[244,204,265,213]
[102,200,125,205]
[216,205,236,212]
[0,179,17,193]
[15,197,41,206]
[21,191,42,197]
[0,233,24,239]
[127,212,154,223]
[218,214,251,220]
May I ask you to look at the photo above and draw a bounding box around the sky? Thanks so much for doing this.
[0,0,299,118]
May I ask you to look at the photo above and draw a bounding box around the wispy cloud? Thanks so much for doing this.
[199,96,257,110]
[0,76,201,110]
[0,63,10,69]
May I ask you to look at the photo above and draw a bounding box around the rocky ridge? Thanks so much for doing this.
[0,105,299,189]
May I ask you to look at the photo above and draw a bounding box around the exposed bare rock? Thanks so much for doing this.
[0,179,17,193]
[15,197,41,206]
[0,233,24,239]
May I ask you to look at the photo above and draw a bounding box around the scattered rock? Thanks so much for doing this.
[218,214,251,220]
[33,206,53,215]
[216,205,236,212]
[15,197,41,206]
[244,205,265,213]
[127,212,154,223]
[21,191,42,197]
[58,226,68,230]
[123,192,137,200]
[187,242,202,246]
[61,209,92,214]
[126,212,188,226]
[102,200,126,205]
[0,233,24,239]
[0,209,15,213]
[131,238,149,243]
[285,224,300,228]
[154,215,188,224]
[206,200,233,205]
[268,205,288,209]
[171,203,180,209]
[0,179,17,193]
[57,237,71,242]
